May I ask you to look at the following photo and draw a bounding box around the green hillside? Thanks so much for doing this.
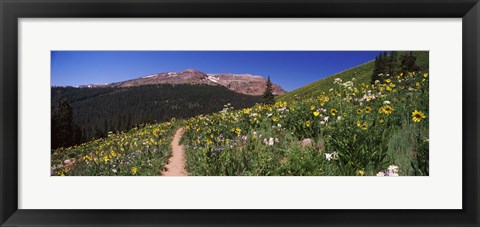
[52,51,430,176]
[278,51,429,102]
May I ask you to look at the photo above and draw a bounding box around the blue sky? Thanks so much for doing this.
[51,51,383,91]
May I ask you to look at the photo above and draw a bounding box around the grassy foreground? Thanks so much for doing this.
[182,71,429,176]
[51,122,177,176]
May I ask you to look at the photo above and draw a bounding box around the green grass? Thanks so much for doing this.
[278,51,429,102]
[278,60,374,102]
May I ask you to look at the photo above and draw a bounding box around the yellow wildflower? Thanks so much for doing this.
[412,110,426,123]
[330,108,337,116]
[356,170,365,176]
[206,139,213,145]
[379,105,394,115]
[365,106,372,113]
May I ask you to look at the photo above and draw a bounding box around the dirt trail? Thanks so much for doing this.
[161,128,187,176]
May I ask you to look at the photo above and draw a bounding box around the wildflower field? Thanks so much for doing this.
[51,70,429,176]
[51,122,177,176]
[182,72,429,176]
[51,48,429,177]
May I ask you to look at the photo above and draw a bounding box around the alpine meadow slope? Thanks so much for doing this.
[278,51,429,102]
[51,51,430,176]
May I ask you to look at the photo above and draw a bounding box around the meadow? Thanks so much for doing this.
[182,71,429,176]
[52,69,429,176]
[51,121,177,176]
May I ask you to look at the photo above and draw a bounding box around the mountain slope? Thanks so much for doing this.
[278,51,429,102]
[82,69,286,96]
[277,60,375,102]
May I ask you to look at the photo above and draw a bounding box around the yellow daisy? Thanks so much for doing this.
[380,105,394,115]
[305,121,311,127]
[412,110,426,123]
[365,106,372,113]
[330,108,337,116]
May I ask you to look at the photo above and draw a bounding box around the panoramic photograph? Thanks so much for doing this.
[51,51,429,176]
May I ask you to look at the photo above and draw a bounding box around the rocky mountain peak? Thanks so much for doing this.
[83,69,287,96]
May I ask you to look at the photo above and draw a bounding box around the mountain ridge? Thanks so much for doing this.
[76,69,286,96]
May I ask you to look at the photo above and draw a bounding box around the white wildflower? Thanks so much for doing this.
[377,165,400,176]
[264,138,275,146]
[325,151,338,161]
[268,138,274,146]
[325,153,333,161]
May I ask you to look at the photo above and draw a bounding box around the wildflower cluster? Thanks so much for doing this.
[51,122,176,176]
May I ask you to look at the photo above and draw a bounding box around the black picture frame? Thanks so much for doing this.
[1,0,479,226]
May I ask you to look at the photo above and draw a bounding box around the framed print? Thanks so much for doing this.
[1,0,479,226]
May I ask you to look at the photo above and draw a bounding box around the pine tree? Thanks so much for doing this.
[388,51,399,77]
[372,53,387,84]
[262,76,275,105]
[371,55,380,84]
[378,51,387,74]
[400,51,420,74]
[51,91,82,149]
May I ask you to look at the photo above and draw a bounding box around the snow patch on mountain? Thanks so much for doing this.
[207,76,219,83]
